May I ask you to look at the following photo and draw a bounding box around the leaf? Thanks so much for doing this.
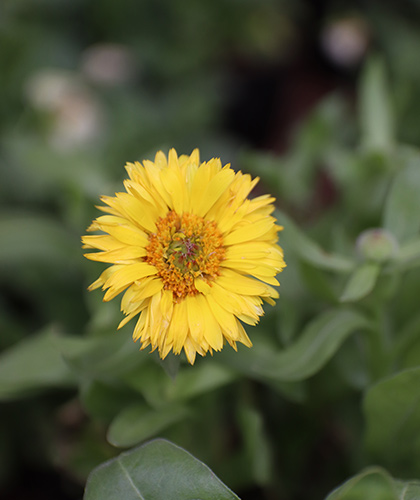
[0,328,77,400]
[124,360,238,406]
[394,480,420,500]
[80,380,138,421]
[299,260,338,303]
[392,238,420,271]
[84,438,241,500]
[340,262,380,302]
[55,332,145,379]
[219,309,369,381]
[0,212,78,266]
[107,403,190,448]
[383,159,420,243]
[325,467,420,500]
[359,57,394,152]
[238,406,271,486]
[325,467,397,500]
[364,367,420,473]
[165,362,238,401]
[276,210,355,273]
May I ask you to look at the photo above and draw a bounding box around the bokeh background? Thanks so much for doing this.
[2,1,420,499]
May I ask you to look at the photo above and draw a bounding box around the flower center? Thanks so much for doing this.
[145,211,225,300]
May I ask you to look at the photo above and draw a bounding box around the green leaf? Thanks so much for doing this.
[359,57,394,152]
[325,467,397,500]
[219,309,369,381]
[124,360,237,406]
[394,480,420,499]
[0,328,77,400]
[299,260,338,303]
[0,212,78,266]
[364,367,420,473]
[107,403,190,448]
[392,238,420,271]
[383,159,420,243]
[84,438,241,500]
[325,467,420,500]
[340,262,380,302]
[276,210,355,273]
[80,380,138,421]
[55,332,145,380]
[165,362,237,401]
[238,406,271,486]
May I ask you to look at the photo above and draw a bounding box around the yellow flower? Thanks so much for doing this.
[82,149,285,364]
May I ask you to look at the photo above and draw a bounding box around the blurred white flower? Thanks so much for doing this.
[321,17,370,68]
[25,69,104,151]
[81,43,137,86]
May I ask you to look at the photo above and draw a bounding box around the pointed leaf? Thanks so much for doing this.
[359,57,394,152]
[107,403,190,448]
[0,212,78,265]
[340,262,380,302]
[326,467,420,500]
[84,439,241,500]
[0,328,77,400]
[219,309,369,381]
[326,467,397,500]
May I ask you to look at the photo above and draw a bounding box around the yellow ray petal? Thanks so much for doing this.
[206,293,240,340]
[169,300,189,354]
[197,294,223,351]
[103,263,157,301]
[84,246,147,264]
[186,295,204,343]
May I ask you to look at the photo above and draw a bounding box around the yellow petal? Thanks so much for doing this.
[186,295,205,343]
[206,293,240,340]
[196,295,223,351]
[217,269,277,297]
[169,300,189,354]
[84,246,147,264]
[192,166,235,217]
[194,278,211,294]
[103,263,157,301]
[223,217,276,246]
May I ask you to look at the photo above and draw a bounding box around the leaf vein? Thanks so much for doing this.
[117,459,146,500]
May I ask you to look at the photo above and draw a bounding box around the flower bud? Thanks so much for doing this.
[356,228,398,263]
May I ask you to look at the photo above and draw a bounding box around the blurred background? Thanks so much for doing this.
[2,0,420,499]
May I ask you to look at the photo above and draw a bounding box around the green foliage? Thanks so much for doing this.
[340,263,380,303]
[364,368,420,475]
[3,1,420,499]
[359,57,395,153]
[0,327,77,399]
[326,467,420,500]
[84,439,240,500]
[218,309,370,382]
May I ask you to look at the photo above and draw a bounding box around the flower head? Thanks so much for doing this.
[82,149,285,364]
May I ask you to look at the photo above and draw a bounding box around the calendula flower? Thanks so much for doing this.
[82,149,285,364]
